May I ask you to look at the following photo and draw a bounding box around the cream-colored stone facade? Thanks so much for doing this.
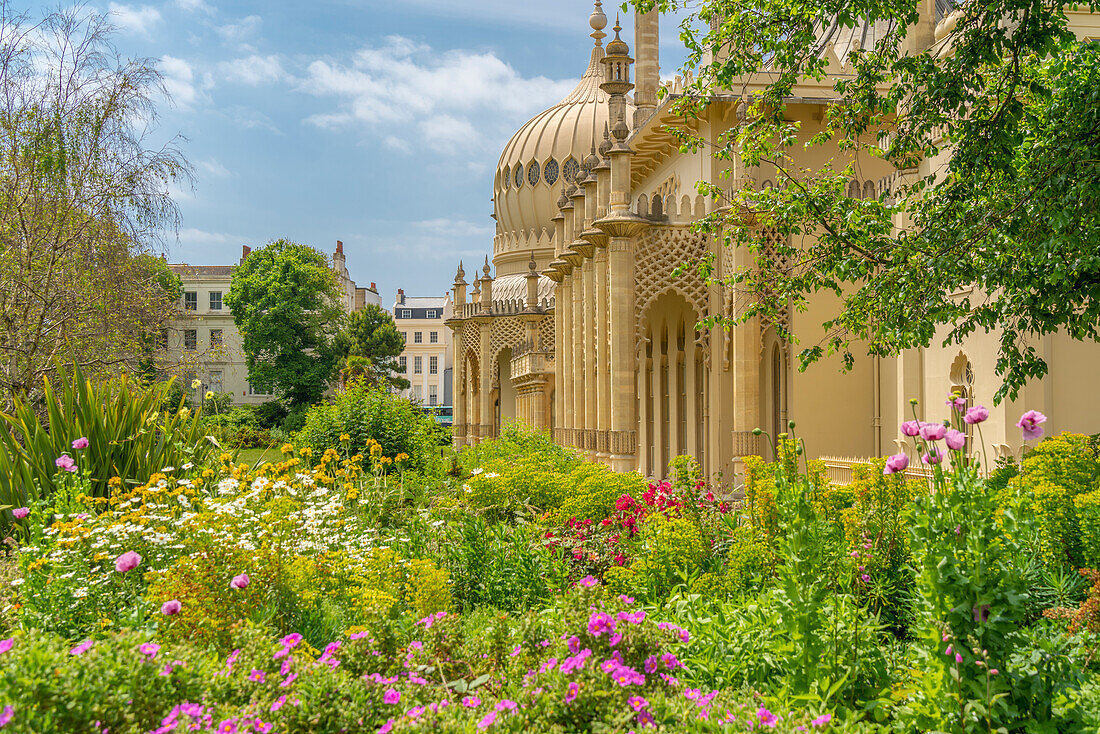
[393,291,453,407]
[167,242,380,405]
[448,3,1100,480]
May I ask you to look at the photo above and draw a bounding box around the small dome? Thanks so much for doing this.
[493,41,633,273]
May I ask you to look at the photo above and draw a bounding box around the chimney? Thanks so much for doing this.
[370,282,376,291]
[397,288,405,305]
[241,245,251,264]
[336,240,344,255]
[634,9,660,126]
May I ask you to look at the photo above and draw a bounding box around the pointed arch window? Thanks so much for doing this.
[543,158,559,186]
[562,157,580,184]
[513,165,524,189]
[527,161,541,186]
[501,168,509,190]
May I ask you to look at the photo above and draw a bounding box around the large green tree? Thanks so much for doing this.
[226,240,343,407]
[0,2,189,407]
[637,0,1100,402]
[334,304,410,391]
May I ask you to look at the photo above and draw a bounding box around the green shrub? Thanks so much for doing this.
[0,366,218,508]
[255,400,289,429]
[295,380,442,473]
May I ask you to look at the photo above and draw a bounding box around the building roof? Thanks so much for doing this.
[395,296,448,309]
[169,264,235,277]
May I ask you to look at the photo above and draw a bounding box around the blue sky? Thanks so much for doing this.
[19,1,692,305]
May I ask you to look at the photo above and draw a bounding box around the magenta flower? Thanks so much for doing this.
[477,711,497,730]
[215,720,237,734]
[919,422,946,441]
[947,396,967,412]
[922,450,943,465]
[161,599,182,616]
[567,635,580,653]
[0,706,12,727]
[70,640,93,656]
[587,612,616,637]
[71,437,89,450]
[883,453,909,475]
[383,689,401,705]
[115,551,142,573]
[0,638,15,656]
[964,405,989,425]
[139,642,161,659]
[564,682,580,703]
[861,573,871,583]
[280,633,302,648]
[280,673,297,688]
[757,706,779,727]
[462,696,481,708]
[811,713,832,727]
[1017,410,1047,440]
[900,420,921,437]
[11,508,27,520]
[249,669,266,683]
[494,700,517,713]
[577,575,599,588]
[955,653,963,664]
[54,454,77,472]
[945,429,966,451]
[378,720,395,734]
[230,573,250,589]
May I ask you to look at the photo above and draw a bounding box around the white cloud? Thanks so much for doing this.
[302,36,574,156]
[197,158,231,178]
[216,15,262,41]
[218,55,287,86]
[414,219,494,238]
[225,106,282,134]
[175,0,213,13]
[178,228,246,246]
[107,3,162,37]
[160,56,198,108]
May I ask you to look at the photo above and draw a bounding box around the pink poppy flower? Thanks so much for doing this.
[964,405,989,425]
[11,508,27,520]
[161,599,182,616]
[71,437,89,450]
[139,642,160,658]
[922,450,943,465]
[919,422,947,441]
[115,551,142,573]
[900,420,921,437]
[945,429,966,451]
[230,573,250,589]
[1017,410,1047,440]
[883,453,909,475]
[54,454,77,472]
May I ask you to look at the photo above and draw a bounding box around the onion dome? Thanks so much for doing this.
[493,3,634,274]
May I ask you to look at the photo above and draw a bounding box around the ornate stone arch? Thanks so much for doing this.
[489,316,527,383]
[633,227,711,362]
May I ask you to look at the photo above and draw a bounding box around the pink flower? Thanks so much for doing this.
[115,551,142,573]
[587,612,616,637]
[964,405,989,425]
[477,711,497,730]
[577,575,599,587]
[919,422,947,441]
[378,720,395,734]
[72,437,89,450]
[628,696,649,710]
[70,640,93,656]
[270,696,287,713]
[757,706,779,727]
[249,669,266,683]
[11,508,27,520]
[1017,410,1047,440]
[139,642,161,659]
[564,682,580,703]
[922,450,943,465]
[0,706,12,727]
[383,689,400,705]
[811,713,832,727]
[861,573,871,583]
[161,599,182,616]
[989,668,999,675]
[462,696,481,708]
[947,396,968,412]
[955,653,963,663]
[945,429,966,451]
[230,573,250,589]
[900,420,921,437]
[883,453,909,475]
[54,454,77,472]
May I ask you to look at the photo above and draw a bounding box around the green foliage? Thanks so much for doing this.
[334,304,409,390]
[629,514,707,598]
[226,239,344,407]
[295,380,442,473]
[0,367,216,508]
[635,0,1100,401]
[254,400,289,430]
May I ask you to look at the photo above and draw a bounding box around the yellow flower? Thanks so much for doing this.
[369,443,383,457]
[191,379,202,390]
[281,443,295,455]
[299,447,313,458]
[339,434,351,442]
[395,453,409,464]
[205,391,214,400]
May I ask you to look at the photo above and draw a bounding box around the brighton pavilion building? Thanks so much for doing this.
[446,3,1100,480]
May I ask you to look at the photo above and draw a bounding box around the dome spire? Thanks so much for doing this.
[589,2,607,47]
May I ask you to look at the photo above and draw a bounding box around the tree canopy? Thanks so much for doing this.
[226,240,344,407]
[0,2,189,406]
[334,304,410,391]
[635,0,1100,402]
